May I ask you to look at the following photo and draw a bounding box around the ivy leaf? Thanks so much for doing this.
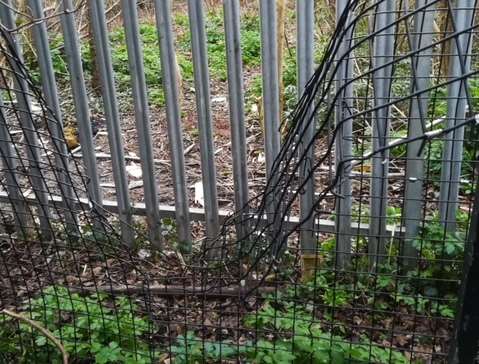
[35,336,47,347]
[445,243,456,255]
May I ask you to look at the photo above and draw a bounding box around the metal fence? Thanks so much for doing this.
[0,0,472,257]
[0,0,474,259]
[0,0,478,363]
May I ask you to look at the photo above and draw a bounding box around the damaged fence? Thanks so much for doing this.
[0,0,479,363]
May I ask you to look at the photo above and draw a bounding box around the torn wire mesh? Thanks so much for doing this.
[0,0,478,363]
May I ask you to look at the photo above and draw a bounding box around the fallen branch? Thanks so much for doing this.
[1,309,69,364]
[70,284,278,298]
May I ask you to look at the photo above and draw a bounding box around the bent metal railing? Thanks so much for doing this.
[0,0,474,258]
[0,0,479,363]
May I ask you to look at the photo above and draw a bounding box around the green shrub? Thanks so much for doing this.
[169,291,409,363]
[239,13,262,67]
[24,23,168,108]
[108,24,166,106]
[0,286,154,363]
[171,331,247,363]
[175,10,262,82]
[412,213,466,291]
[23,34,69,84]
[244,299,409,364]
[174,11,227,80]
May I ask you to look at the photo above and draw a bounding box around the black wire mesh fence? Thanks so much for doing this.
[0,0,479,363]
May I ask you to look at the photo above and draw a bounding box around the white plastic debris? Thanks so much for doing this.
[194,181,204,207]
[126,163,142,179]
[211,96,227,104]
[257,153,265,164]
[138,249,151,259]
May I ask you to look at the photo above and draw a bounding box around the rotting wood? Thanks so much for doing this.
[70,284,278,298]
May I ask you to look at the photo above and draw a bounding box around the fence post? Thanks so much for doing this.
[28,0,78,233]
[153,0,191,252]
[448,177,479,363]
[0,1,52,240]
[186,0,220,250]
[259,0,281,182]
[439,0,475,231]
[0,97,31,234]
[296,0,315,256]
[88,0,134,246]
[223,0,249,243]
[259,0,282,256]
[335,0,353,269]
[60,0,103,208]
[403,0,435,267]
[369,0,396,270]
[120,0,162,248]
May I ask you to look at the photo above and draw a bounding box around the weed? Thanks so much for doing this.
[0,286,154,363]
[23,34,69,84]
[240,14,262,67]
[108,24,166,106]
[411,213,466,290]
[244,297,409,364]
[171,331,247,363]
[174,10,261,83]
[170,301,409,363]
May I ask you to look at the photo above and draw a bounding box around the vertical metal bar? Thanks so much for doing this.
[297,0,316,254]
[259,0,281,178]
[369,0,396,270]
[447,176,479,363]
[259,0,281,255]
[403,0,435,266]
[223,0,249,242]
[153,0,191,252]
[334,0,353,268]
[88,0,134,245]
[439,0,475,231]
[0,1,51,239]
[186,0,220,243]
[28,0,77,231]
[60,0,103,208]
[120,0,161,248]
[0,97,30,232]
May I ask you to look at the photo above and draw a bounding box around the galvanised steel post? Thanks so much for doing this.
[0,1,51,239]
[29,0,77,232]
[403,0,435,267]
[259,0,282,256]
[439,0,475,231]
[369,0,396,270]
[223,0,250,242]
[153,0,192,252]
[297,0,316,256]
[0,97,30,233]
[60,0,103,209]
[120,0,162,248]
[335,0,353,269]
[186,0,220,248]
[88,0,134,245]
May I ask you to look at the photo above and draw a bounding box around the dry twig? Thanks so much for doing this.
[1,309,69,364]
